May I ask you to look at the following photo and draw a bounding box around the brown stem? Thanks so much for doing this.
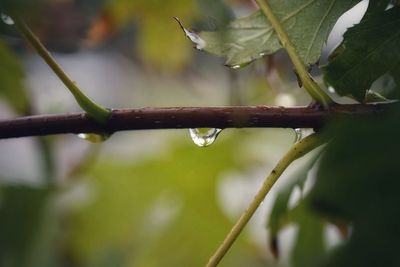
[0,104,389,139]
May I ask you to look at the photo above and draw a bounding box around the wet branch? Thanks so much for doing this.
[0,104,390,139]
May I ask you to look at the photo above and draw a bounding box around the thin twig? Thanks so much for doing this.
[0,104,389,139]
[206,133,327,267]
[9,14,111,123]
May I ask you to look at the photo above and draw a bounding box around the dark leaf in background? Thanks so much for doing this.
[324,6,400,101]
[362,0,391,19]
[289,203,325,267]
[309,103,400,267]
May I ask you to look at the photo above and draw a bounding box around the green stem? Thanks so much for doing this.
[254,0,334,108]
[206,133,326,267]
[11,14,111,124]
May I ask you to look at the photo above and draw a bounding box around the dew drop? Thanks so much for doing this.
[227,61,251,69]
[77,133,111,143]
[328,87,336,93]
[293,128,303,143]
[1,13,14,25]
[189,128,222,147]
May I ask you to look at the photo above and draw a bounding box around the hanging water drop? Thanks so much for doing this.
[77,133,110,143]
[1,13,14,25]
[231,65,241,69]
[328,87,336,93]
[189,128,222,147]
[293,128,303,143]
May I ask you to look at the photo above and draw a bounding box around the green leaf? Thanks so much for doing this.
[308,104,400,267]
[0,40,30,114]
[180,0,360,67]
[324,6,400,101]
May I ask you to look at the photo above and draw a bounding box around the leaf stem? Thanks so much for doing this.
[206,133,326,267]
[10,14,111,124]
[254,0,334,108]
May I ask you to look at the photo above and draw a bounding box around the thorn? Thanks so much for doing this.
[293,69,302,88]
[307,100,323,110]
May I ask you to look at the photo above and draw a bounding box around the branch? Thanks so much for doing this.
[0,104,389,139]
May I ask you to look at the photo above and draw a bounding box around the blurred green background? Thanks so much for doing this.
[0,0,369,266]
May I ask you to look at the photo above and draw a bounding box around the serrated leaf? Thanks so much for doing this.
[324,6,400,101]
[180,0,360,67]
[0,41,29,114]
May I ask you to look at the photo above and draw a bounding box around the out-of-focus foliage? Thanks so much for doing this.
[0,186,53,267]
[105,0,198,71]
[0,0,46,17]
[324,6,400,101]
[66,133,265,267]
[186,0,360,67]
[0,40,29,114]
[307,104,400,267]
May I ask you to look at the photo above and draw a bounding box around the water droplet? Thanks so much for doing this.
[293,128,303,143]
[1,13,14,25]
[328,87,336,93]
[231,65,241,69]
[189,128,222,147]
[77,133,110,143]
